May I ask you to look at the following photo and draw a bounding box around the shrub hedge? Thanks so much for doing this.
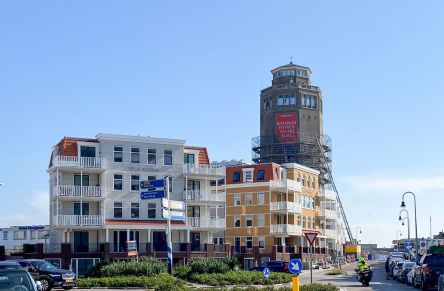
[190,270,293,286]
[76,274,185,290]
[86,257,167,277]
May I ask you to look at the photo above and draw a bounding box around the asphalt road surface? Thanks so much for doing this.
[298,261,437,291]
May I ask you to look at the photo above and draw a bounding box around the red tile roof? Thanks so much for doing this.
[185,146,210,165]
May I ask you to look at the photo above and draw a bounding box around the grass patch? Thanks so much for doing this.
[325,268,348,276]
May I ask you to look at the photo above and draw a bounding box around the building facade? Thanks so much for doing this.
[0,225,49,254]
[225,162,343,269]
[43,133,226,276]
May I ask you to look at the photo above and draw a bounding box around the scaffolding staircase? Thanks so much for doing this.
[317,138,354,243]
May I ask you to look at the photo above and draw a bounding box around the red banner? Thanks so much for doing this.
[275,113,298,143]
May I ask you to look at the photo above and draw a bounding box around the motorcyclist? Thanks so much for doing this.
[355,257,369,272]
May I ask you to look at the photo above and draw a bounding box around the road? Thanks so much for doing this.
[298,261,437,291]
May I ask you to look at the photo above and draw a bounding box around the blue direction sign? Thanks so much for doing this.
[140,179,165,189]
[405,241,413,250]
[288,259,303,275]
[338,257,344,265]
[140,190,165,200]
[263,268,270,278]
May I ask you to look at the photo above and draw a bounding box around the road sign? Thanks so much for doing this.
[140,179,165,189]
[263,268,270,278]
[126,240,138,257]
[162,209,185,220]
[338,257,344,264]
[405,241,413,250]
[140,190,165,200]
[304,231,318,245]
[162,198,185,211]
[288,259,303,274]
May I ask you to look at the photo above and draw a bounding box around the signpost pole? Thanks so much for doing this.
[292,275,299,291]
[165,176,173,275]
[310,245,313,284]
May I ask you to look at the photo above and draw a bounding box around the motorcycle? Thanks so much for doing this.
[356,268,373,287]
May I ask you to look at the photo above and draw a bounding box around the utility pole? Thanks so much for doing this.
[430,217,432,238]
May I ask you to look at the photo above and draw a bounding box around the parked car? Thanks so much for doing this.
[249,261,289,273]
[413,252,444,290]
[406,268,416,286]
[392,261,404,279]
[0,269,42,291]
[398,261,415,283]
[438,274,444,291]
[7,259,75,291]
[0,261,23,270]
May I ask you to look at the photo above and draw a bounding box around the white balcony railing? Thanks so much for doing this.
[187,217,225,229]
[270,201,302,213]
[54,185,103,198]
[319,208,337,219]
[270,179,302,192]
[56,215,104,227]
[183,164,225,177]
[52,156,105,169]
[323,228,337,238]
[270,224,302,236]
[183,190,225,202]
[319,188,337,200]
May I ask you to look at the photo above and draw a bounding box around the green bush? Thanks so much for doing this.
[188,257,230,274]
[221,257,241,270]
[325,269,347,276]
[87,257,167,277]
[76,274,185,290]
[174,265,192,279]
[190,270,292,286]
[301,283,338,291]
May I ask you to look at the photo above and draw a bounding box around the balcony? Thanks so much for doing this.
[323,228,337,238]
[183,164,225,178]
[54,185,103,199]
[183,190,225,203]
[270,201,302,213]
[318,208,337,220]
[270,179,302,192]
[269,224,302,236]
[187,217,225,229]
[51,156,105,170]
[55,215,104,227]
[319,188,336,201]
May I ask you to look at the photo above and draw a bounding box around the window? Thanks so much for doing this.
[245,193,253,205]
[302,216,306,229]
[262,98,272,111]
[278,94,296,106]
[38,231,48,239]
[234,216,241,228]
[131,203,139,218]
[13,231,26,240]
[131,175,140,191]
[246,215,253,227]
[30,230,36,240]
[246,236,253,249]
[3,231,7,240]
[184,153,195,165]
[257,214,265,227]
[148,175,156,181]
[312,177,316,189]
[148,203,156,219]
[258,236,265,248]
[148,149,156,164]
[233,171,241,182]
[234,194,241,206]
[131,147,140,163]
[302,94,317,108]
[257,170,265,180]
[168,176,173,193]
[114,174,123,190]
[114,146,123,162]
[257,192,265,205]
[114,202,123,218]
[164,150,173,165]
[244,170,253,183]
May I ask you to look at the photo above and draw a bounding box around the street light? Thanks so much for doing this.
[401,191,418,253]
[399,209,411,241]
[355,226,362,245]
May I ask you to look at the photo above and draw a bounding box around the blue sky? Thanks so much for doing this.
[1,1,443,247]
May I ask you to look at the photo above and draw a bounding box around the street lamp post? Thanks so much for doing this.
[396,230,402,250]
[401,191,418,253]
[399,209,410,241]
[355,226,362,245]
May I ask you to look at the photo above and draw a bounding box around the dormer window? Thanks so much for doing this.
[242,168,254,183]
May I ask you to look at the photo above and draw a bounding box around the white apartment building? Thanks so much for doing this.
[0,225,49,253]
[47,133,225,259]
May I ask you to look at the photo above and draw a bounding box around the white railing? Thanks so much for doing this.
[183,190,226,202]
[55,185,103,198]
[319,208,337,219]
[270,201,302,213]
[319,188,337,200]
[323,228,337,238]
[183,164,225,177]
[270,179,302,192]
[56,215,103,226]
[270,224,302,236]
[187,217,225,228]
[52,156,105,169]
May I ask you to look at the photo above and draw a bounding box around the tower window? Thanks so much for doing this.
[278,94,296,106]
[302,94,317,109]
[262,98,272,111]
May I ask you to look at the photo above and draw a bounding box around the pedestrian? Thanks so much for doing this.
[385,257,390,279]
